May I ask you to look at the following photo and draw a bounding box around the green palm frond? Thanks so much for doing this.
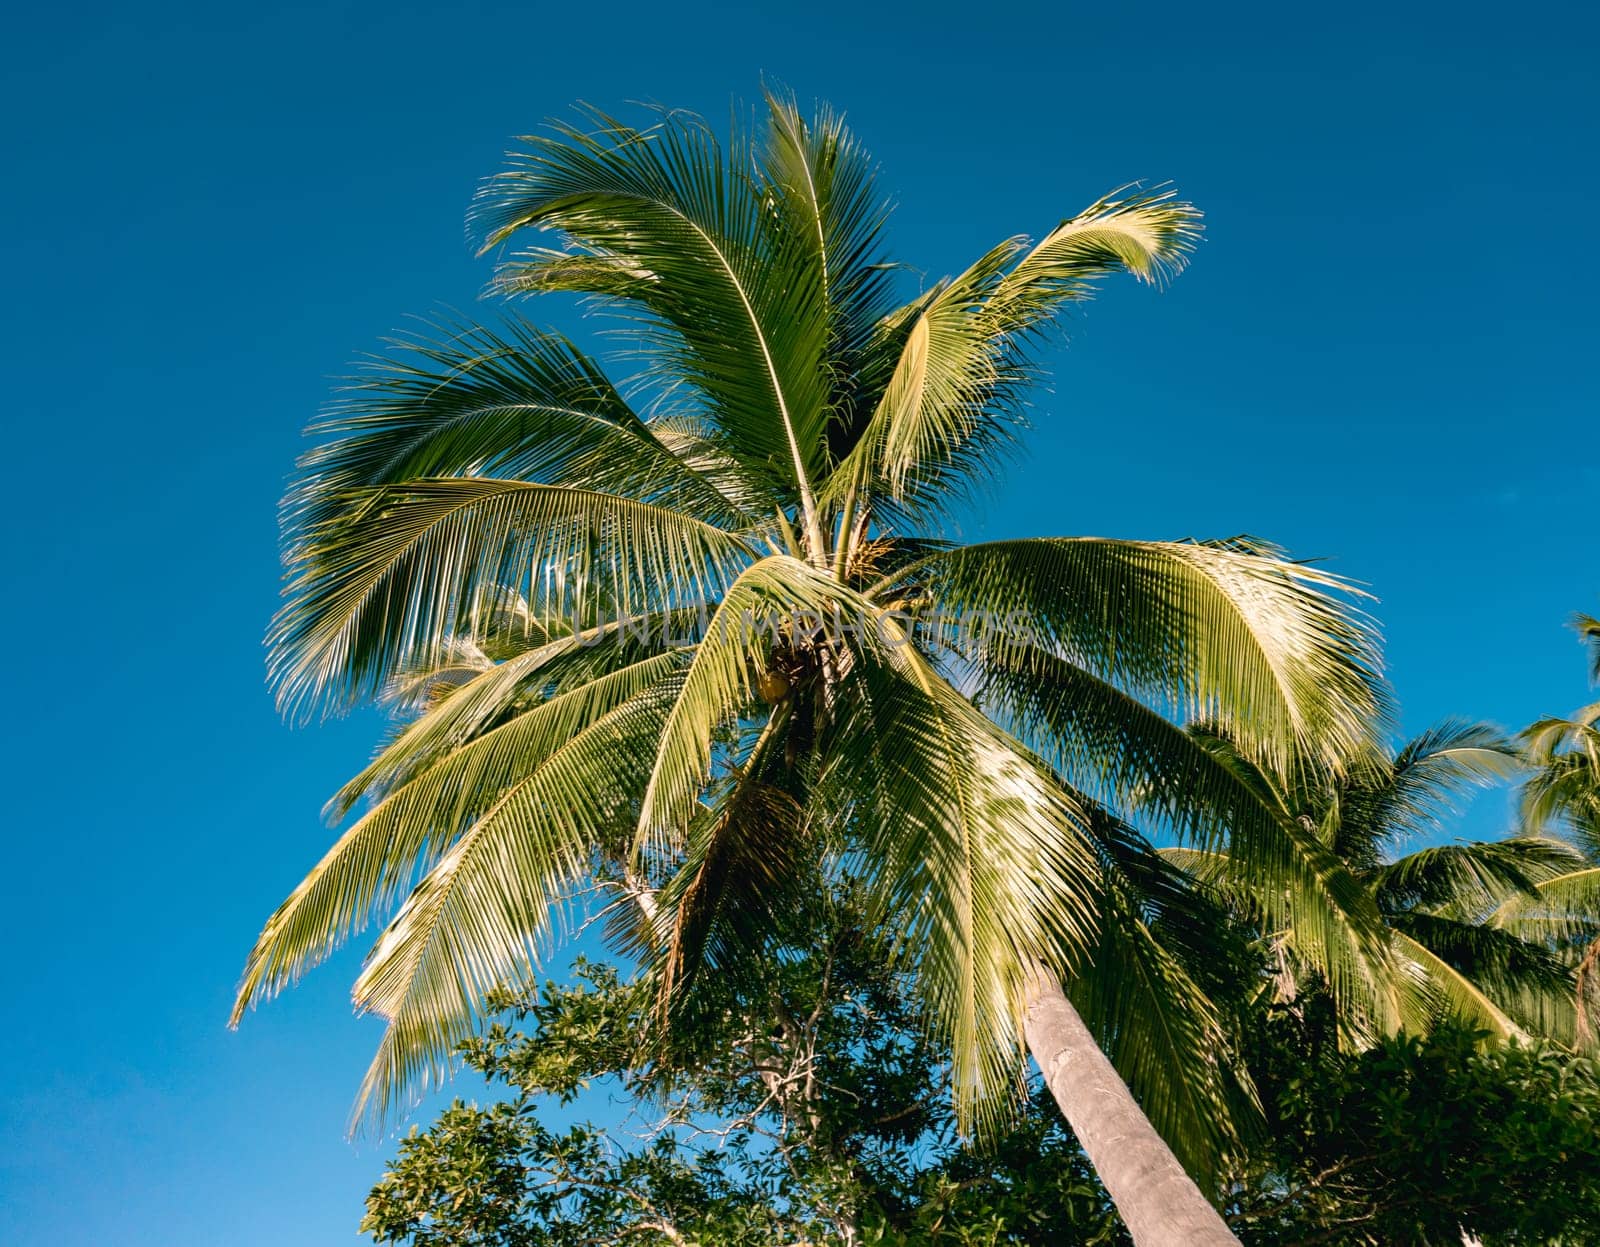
[1391,912,1577,1042]
[1389,931,1529,1042]
[287,317,751,534]
[473,104,832,540]
[970,643,1397,1030]
[986,185,1201,324]
[822,241,1022,518]
[647,715,806,1008]
[822,190,1199,525]
[232,650,689,1025]
[1334,720,1522,867]
[633,554,885,853]
[1491,867,1600,946]
[1521,703,1600,850]
[756,88,896,407]
[1370,836,1583,916]
[270,478,751,717]
[349,687,673,1123]
[819,655,1102,1130]
[1070,812,1258,1185]
[892,535,1388,776]
[1575,612,1600,685]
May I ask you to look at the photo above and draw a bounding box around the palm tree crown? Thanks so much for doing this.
[235,93,1391,1161]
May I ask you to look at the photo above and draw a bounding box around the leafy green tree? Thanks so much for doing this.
[363,946,1600,1247]
[1228,996,1600,1245]
[364,897,1131,1246]
[236,92,1396,1245]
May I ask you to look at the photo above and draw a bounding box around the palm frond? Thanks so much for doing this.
[1575,612,1600,685]
[1070,811,1258,1185]
[647,714,807,1008]
[349,687,672,1124]
[1336,720,1522,865]
[269,477,750,717]
[1391,912,1577,1042]
[1370,837,1582,917]
[231,650,688,1025]
[1389,930,1529,1042]
[893,535,1388,777]
[821,241,1022,514]
[286,317,751,535]
[473,104,834,533]
[986,185,1201,324]
[970,639,1398,1034]
[1491,867,1600,946]
[819,654,1104,1130]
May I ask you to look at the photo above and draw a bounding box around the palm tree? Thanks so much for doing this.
[234,94,1394,1246]
[1167,721,1585,1043]
[1493,613,1600,1040]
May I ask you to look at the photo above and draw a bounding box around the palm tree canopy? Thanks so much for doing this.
[237,93,1391,1139]
[1172,719,1590,1045]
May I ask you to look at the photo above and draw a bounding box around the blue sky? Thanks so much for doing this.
[3,1,1596,1242]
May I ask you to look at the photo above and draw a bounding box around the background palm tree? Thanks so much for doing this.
[1494,612,1600,1040]
[1167,721,1586,1044]
[234,93,1394,1246]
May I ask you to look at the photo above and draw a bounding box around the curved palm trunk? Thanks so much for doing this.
[1023,969,1240,1247]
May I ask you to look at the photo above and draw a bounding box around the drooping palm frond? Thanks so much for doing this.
[890,535,1388,778]
[1370,837,1583,917]
[646,715,807,1008]
[1491,867,1600,947]
[1390,912,1577,1042]
[817,651,1101,1130]
[288,317,752,534]
[232,649,690,1025]
[349,685,673,1123]
[970,643,1398,1032]
[633,554,891,854]
[270,477,751,717]
[986,185,1201,324]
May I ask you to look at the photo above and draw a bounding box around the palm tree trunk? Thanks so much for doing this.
[1023,968,1240,1247]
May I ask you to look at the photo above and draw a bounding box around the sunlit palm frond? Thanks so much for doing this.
[822,241,1022,517]
[349,686,673,1123]
[270,477,750,717]
[1071,812,1258,1185]
[757,88,896,399]
[1491,867,1600,946]
[1391,913,1577,1042]
[986,185,1201,326]
[287,317,750,535]
[893,535,1387,777]
[473,104,833,531]
[820,655,1104,1130]
[1369,837,1582,917]
[231,650,689,1025]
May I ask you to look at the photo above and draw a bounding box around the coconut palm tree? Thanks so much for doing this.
[1492,613,1600,1040]
[1167,721,1586,1043]
[233,94,1395,1246]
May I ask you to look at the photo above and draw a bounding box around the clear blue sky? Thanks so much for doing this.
[3,1,1595,1242]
